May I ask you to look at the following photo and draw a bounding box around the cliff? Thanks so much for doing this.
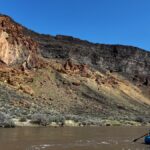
[0,14,150,126]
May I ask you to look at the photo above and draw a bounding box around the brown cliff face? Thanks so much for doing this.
[0,14,150,124]
[36,34,150,90]
[0,15,38,68]
[0,14,149,88]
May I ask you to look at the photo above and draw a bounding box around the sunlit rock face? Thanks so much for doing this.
[0,14,149,86]
[0,30,25,65]
[0,15,38,67]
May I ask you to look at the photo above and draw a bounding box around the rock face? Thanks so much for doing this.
[0,14,150,124]
[37,35,150,87]
[0,15,38,68]
[0,14,149,87]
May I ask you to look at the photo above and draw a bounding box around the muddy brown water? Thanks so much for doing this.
[0,127,150,150]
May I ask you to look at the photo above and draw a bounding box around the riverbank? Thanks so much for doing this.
[11,118,150,128]
[13,119,79,127]
[0,111,149,128]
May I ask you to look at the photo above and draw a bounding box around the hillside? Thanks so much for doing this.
[0,14,150,126]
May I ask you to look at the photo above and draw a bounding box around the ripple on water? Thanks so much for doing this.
[26,138,148,150]
[27,140,111,150]
[27,144,53,150]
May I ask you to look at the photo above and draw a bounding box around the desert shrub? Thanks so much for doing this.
[31,113,49,126]
[49,115,65,123]
[134,116,145,123]
[0,112,15,128]
[27,115,32,120]
[65,114,83,122]
[3,119,15,128]
[19,117,27,122]
[0,112,5,123]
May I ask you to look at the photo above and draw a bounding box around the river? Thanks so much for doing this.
[0,126,150,150]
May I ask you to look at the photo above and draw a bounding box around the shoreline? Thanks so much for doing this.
[1,112,149,128]
[11,118,149,128]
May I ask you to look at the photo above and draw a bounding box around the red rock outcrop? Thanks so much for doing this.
[0,15,38,68]
[62,59,91,77]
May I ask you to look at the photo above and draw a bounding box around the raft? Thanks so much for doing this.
[144,136,150,144]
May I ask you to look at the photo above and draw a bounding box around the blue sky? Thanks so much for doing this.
[0,0,150,51]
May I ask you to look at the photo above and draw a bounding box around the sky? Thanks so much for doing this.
[0,0,150,51]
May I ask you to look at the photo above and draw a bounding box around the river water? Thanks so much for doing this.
[0,126,150,150]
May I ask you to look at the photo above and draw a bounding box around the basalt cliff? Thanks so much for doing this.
[0,14,150,126]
